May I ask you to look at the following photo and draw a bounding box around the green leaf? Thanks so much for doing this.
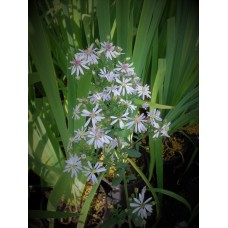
[112,177,123,186]
[28,1,69,151]
[116,0,131,55]
[28,210,80,219]
[96,0,111,40]
[151,59,166,104]
[101,218,117,228]
[154,188,192,212]
[154,138,163,203]
[149,137,155,181]
[47,172,86,212]
[126,149,141,158]
[133,0,167,80]
[77,172,105,228]
[28,72,40,85]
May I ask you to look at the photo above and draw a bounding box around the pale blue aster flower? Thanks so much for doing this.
[130,188,153,220]
[64,153,82,177]
[83,161,106,184]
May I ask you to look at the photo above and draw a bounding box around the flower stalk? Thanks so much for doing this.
[123,168,132,228]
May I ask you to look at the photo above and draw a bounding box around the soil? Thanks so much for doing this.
[28,124,199,228]
[28,177,106,228]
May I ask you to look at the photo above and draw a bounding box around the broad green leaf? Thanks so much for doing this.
[116,0,131,56]
[133,0,166,80]
[29,1,69,151]
[28,72,40,85]
[126,149,141,158]
[96,0,111,40]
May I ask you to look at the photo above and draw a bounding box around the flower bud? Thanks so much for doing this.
[134,188,139,194]
[95,39,100,46]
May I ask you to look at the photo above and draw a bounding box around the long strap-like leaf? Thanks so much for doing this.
[29,1,69,151]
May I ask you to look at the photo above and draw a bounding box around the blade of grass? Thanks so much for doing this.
[163,17,176,104]
[149,137,155,181]
[96,0,111,41]
[116,0,130,55]
[154,138,163,204]
[77,172,105,228]
[150,29,158,88]
[151,59,166,104]
[133,0,166,80]
[29,1,69,151]
[154,188,192,212]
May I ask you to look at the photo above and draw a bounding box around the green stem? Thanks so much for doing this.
[123,169,132,228]
[128,132,148,149]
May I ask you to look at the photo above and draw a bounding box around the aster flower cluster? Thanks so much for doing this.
[69,40,170,147]
[64,40,171,222]
[64,153,106,184]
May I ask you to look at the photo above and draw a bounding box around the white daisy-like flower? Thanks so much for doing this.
[81,104,105,127]
[69,53,89,77]
[136,84,151,100]
[101,130,113,144]
[87,127,112,149]
[84,161,106,184]
[116,78,134,96]
[110,111,129,129]
[88,93,102,104]
[64,153,83,177]
[79,43,99,65]
[109,138,118,150]
[119,99,137,113]
[105,84,120,96]
[153,122,161,138]
[98,67,109,78]
[147,109,162,126]
[101,90,111,101]
[99,42,121,60]
[87,126,104,149]
[72,103,82,120]
[106,71,120,82]
[125,113,147,133]
[161,122,171,137]
[130,189,153,219]
[115,61,135,74]
[133,76,141,85]
[73,127,87,142]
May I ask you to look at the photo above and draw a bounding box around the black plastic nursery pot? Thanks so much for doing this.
[29,174,108,228]
[51,184,107,228]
